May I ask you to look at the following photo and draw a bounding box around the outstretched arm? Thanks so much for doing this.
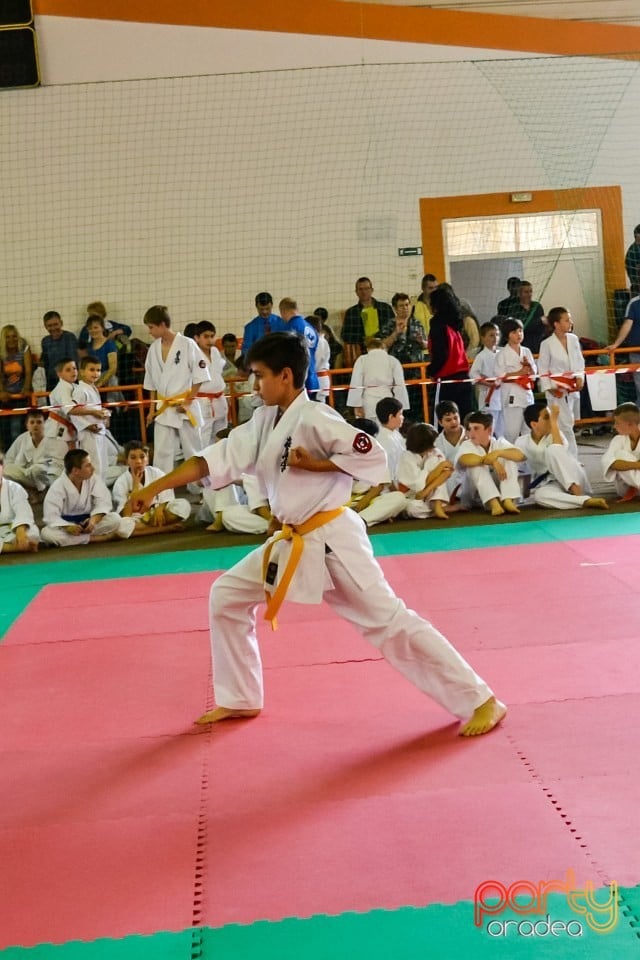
[128,455,209,512]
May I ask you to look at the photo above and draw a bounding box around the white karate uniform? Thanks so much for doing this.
[315,335,332,402]
[470,347,504,439]
[515,432,591,509]
[347,349,410,421]
[455,436,521,508]
[198,391,493,719]
[195,345,228,445]
[376,426,406,486]
[112,466,190,522]
[0,479,40,551]
[537,333,584,458]
[434,429,467,502]
[396,448,450,518]
[144,334,209,474]
[43,379,77,464]
[494,344,537,443]
[41,472,132,546]
[601,434,640,496]
[4,432,63,490]
[71,381,110,478]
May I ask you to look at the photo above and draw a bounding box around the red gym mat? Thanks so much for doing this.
[0,538,637,948]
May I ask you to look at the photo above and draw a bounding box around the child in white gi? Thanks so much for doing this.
[112,440,190,536]
[456,411,525,516]
[0,451,40,553]
[516,403,607,511]
[347,418,407,527]
[193,321,228,444]
[71,356,111,478]
[143,305,209,475]
[434,400,468,507]
[43,356,79,468]
[347,336,409,422]
[397,422,452,520]
[494,318,537,443]
[537,307,585,459]
[601,402,640,501]
[4,409,63,494]
[201,474,271,536]
[41,449,133,547]
[130,332,505,736]
[470,320,504,439]
[374,397,406,486]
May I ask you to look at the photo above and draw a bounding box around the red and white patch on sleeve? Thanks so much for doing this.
[352,432,373,454]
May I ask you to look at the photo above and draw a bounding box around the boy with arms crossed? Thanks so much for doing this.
[131,332,505,737]
[456,411,525,516]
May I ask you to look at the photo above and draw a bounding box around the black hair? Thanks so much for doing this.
[435,400,459,420]
[64,448,89,473]
[196,320,216,336]
[376,396,403,424]
[351,417,379,437]
[500,317,524,345]
[144,305,171,327]
[405,422,438,454]
[246,332,309,389]
[465,411,494,429]
[524,403,546,428]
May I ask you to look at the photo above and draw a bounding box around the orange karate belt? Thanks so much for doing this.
[48,410,77,438]
[262,506,345,630]
[152,392,198,428]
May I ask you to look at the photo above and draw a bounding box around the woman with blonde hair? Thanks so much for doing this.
[0,324,32,449]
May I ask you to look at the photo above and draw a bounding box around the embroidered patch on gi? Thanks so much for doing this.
[280,436,292,472]
[174,350,181,365]
[198,359,207,368]
[353,432,373,454]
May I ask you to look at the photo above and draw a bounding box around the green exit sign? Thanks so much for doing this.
[398,246,422,257]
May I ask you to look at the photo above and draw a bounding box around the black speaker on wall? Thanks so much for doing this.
[0,0,40,89]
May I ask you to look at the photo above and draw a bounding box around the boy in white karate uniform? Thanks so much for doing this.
[537,307,584,458]
[143,306,210,475]
[112,440,190,536]
[201,474,271,536]
[43,356,80,468]
[470,321,504,439]
[131,332,505,736]
[41,449,133,547]
[193,321,228,444]
[397,422,452,520]
[601,402,640,501]
[347,418,407,527]
[456,411,525,516]
[4,409,63,494]
[375,397,406,486]
[434,400,468,507]
[0,452,40,553]
[347,337,409,422]
[71,356,111,478]
[516,404,607,511]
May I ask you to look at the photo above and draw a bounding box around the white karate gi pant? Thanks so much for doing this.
[0,523,40,552]
[611,467,640,498]
[529,445,591,510]
[77,430,109,479]
[4,462,61,492]
[152,421,202,475]
[41,512,132,547]
[208,540,493,720]
[358,490,407,527]
[502,406,526,444]
[462,460,520,508]
[544,392,579,459]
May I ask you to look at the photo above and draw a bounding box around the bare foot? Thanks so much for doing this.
[459,697,507,737]
[568,483,584,497]
[502,498,520,514]
[206,513,224,533]
[432,501,449,520]
[488,498,505,517]
[195,707,261,725]
[617,487,639,503]
[584,497,608,510]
